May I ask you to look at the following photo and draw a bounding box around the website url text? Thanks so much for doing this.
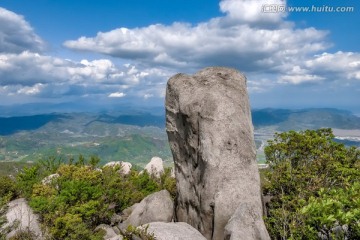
[262,4,355,13]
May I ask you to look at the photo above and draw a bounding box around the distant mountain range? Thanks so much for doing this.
[0,108,359,136]
[0,108,359,165]
[252,108,360,131]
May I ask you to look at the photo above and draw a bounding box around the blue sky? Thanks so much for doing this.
[0,0,359,114]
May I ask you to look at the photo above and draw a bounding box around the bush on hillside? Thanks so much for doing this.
[8,154,175,240]
[263,128,360,239]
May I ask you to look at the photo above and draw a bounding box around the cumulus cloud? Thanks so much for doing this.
[0,51,170,99]
[219,0,287,24]
[63,0,360,89]
[1,0,360,108]
[108,92,126,98]
[62,0,360,89]
[305,52,360,80]
[278,51,360,84]
[0,7,45,53]
[64,21,329,74]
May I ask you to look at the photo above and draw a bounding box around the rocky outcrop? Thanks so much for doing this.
[3,198,43,239]
[224,203,270,240]
[120,190,174,229]
[41,173,59,185]
[166,67,269,239]
[103,161,132,175]
[95,224,123,240]
[143,157,164,177]
[144,222,207,240]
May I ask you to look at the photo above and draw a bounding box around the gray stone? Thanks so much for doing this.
[224,203,270,240]
[3,198,43,239]
[107,236,123,240]
[95,224,118,239]
[41,173,59,185]
[111,213,123,225]
[144,222,206,240]
[103,161,132,175]
[120,190,174,228]
[143,157,164,178]
[166,67,269,239]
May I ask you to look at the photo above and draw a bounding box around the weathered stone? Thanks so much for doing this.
[107,236,123,240]
[3,198,43,239]
[143,157,164,177]
[41,173,59,185]
[144,222,206,240]
[166,67,269,239]
[103,161,132,175]
[111,213,123,226]
[120,190,174,228]
[95,224,119,240]
[224,203,270,240]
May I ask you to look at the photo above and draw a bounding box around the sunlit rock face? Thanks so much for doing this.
[166,67,269,240]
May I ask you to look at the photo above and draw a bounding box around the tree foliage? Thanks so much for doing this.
[263,128,360,239]
[4,154,175,240]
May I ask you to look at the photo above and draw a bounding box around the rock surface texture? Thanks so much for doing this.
[120,190,174,229]
[165,67,269,240]
[224,203,270,240]
[143,157,164,177]
[144,222,207,240]
[103,161,132,175]
[3,198,43,239]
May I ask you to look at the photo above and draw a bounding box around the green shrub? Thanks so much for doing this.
[263,128,360,239]
[51,213,103,240]
[0,176,18,200]
[123,225,156,240]
[16,166,41,198]
[10,153,176,239]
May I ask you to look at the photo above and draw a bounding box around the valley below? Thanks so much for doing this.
[0,108,359,173]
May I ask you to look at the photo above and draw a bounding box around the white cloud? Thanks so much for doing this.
[305,52,360,80]
[0,51,170,99]
[279,74,325,84]
[63,1,330,79]
[0,51,151,86]
[17,83,45,95]
[219,0,287,24]
[0,7,45,53]
[1,1,360,109]
[276,51,360,84]
[108,92,126,98]
[143,94,154,99]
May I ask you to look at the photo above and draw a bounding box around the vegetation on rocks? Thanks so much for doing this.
[0,155,175,240]
[263,128,360,239]
[2,127,359,239]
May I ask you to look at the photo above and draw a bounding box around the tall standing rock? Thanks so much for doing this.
[165,67,269,240]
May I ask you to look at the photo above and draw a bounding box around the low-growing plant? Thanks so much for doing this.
[14,154,175,240]
[123,225,156,240]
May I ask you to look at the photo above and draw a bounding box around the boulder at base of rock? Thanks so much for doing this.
[143,222,206,240]
[224,203,270,240]
[143,157,164,177]
[166,67,269,240]
[120,190,173,229]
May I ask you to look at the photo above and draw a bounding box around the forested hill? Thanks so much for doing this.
[0,108,359,136]
[251,108,360,131]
